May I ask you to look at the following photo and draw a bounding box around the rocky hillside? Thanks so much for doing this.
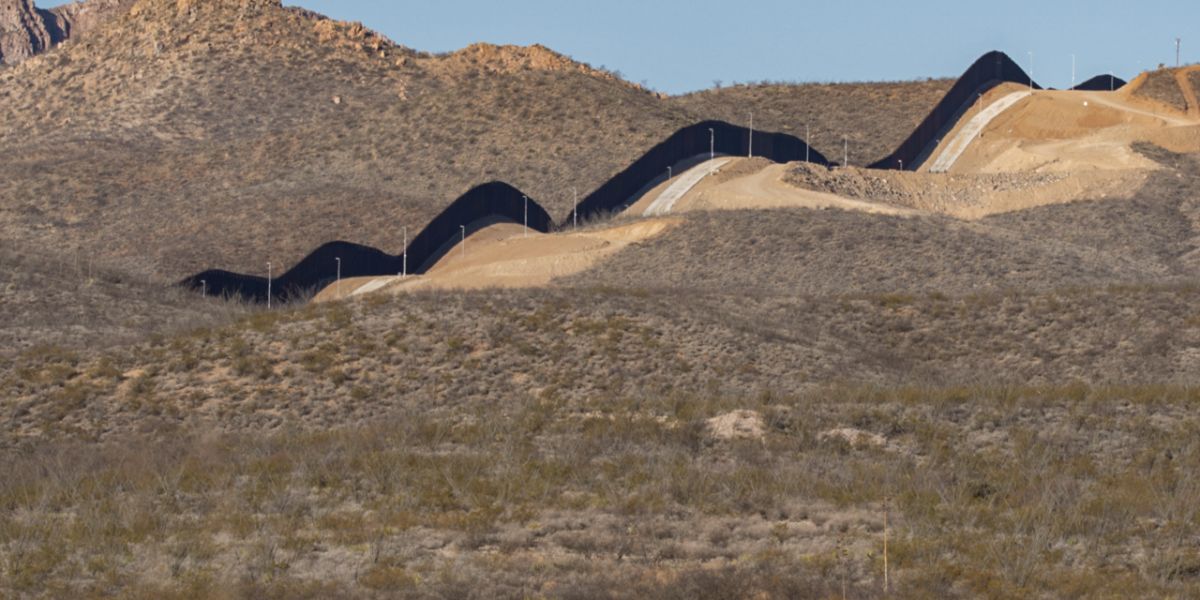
[0,0,129,65]
[0,0,689,280]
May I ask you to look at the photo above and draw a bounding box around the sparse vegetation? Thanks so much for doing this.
[2,1,1199,598]
[4,380,1200,597]
[1135,68,1190,112]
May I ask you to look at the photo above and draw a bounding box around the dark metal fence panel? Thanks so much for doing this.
[183,121,823,303]
[870,51,1039,170]
[1073,74,1127,91]
[573,120,827,221]
[181,182,553,303]
[405,181,554,273]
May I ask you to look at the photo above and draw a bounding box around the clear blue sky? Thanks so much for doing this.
[45,0,1196,93]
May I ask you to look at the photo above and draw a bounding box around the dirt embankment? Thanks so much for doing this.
[783,162,1148,219]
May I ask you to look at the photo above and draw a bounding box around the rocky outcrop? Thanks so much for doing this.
[50,0,133,40]
[0,0,53,64]
[0,0,130,65]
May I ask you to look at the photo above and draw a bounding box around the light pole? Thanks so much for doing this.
[1028,51,1034,91]
[1177,38,1182,68]
[402,226,408,278]
[843,136,848,167]
[335,257,341,298]
[573,188,578,230]
[522,195,528,238]
[668,166,672,180]
[460,225,466,259]
[267,262,272,309]
[748,112,754,158]
[805,124,810,163]
[200,279,207,298]
[1071,54,1076,89]
[708,128,716,175]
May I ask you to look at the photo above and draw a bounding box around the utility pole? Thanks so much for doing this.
[200,279,207,298]
[402,226,408,278]
[805,124,810,163]
[843,136,848,167]
[522,195,528,238]
[267,262,272,309]
[573,188,578,230]
[335,257,341,298]
[1071,53,1076,89]
[1177,38,1182,68]
[460,225,466,259]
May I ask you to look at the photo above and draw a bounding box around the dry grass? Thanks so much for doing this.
[1135,68,1189,112]
[5,282,1200,444]
[3,4,1200,598]
[3,379,1200,598]
[0,243,248,358]
[579,147,1200,296]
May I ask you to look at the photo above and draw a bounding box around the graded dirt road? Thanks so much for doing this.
[314,218,678,301]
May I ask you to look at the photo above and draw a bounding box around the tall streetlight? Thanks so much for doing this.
[1177,38,1182,68]
[573,188,578,230]
[522,195,528,238]
[267,262,272,309]
[748,112,754,158]
[668,166,673,180]
[402,226,408,278]
[460,225,466,259]
[805,124,810,163]
[200,279,207,298]
[334,257,341,298]
[708,128,715,175]
[1071,53,1076,89]
[1028,51,1035,91]
[843,136,848,168]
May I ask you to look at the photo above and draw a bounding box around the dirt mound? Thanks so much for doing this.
[707,410,765,441]
[316,218,679,300]
[1124,65,1200,118]
[780,161,1133,218]
[1131,67,1190,113]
